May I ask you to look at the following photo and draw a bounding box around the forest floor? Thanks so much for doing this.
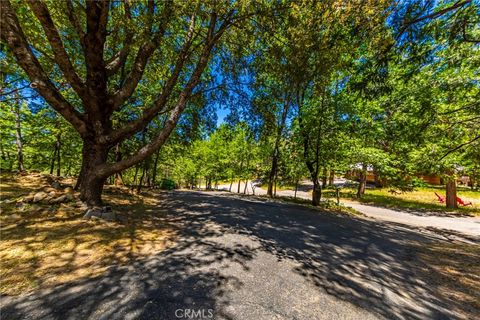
[0,172,176,295]
[1,186,479,319]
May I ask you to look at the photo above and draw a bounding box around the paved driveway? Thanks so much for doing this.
[218,182,480,238]
[1,191,477,319]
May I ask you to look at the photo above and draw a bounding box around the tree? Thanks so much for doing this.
[0,0,265,206]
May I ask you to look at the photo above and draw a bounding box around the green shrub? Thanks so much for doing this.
[159,179,176,190]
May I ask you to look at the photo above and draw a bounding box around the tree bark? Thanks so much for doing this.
[78,141,109,206]
[446,176,457,209]
[357,164,367,198]
[55,133,61,176]
[50,143,58,175]
[294,179,298,199]
[131,165,139,190]
[267,154,278,197]
[114,143,124,186]
[13,100,24,172]
[312,179,321,206]
[152,148,161,187]
[137,159,150,193]
[267,99,289,197]
[321,168,327,187]
[328,170,334,187]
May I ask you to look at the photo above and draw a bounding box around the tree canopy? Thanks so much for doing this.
[1,0,479,208]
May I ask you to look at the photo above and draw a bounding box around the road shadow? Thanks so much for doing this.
[2,191,478,319]
[157,191,479,319]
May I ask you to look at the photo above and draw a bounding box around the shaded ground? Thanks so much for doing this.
[344,202,480,239]
[217,182,480,236]
[2,190,479,319]
[0,173,176,295]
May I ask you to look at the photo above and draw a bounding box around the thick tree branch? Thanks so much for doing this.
[109,0,173,110]
[83,0,110,123]
[406,0,471,25]
[439,135,480,160]
[105,0,134,76]
[0,0,87,136]
[27,0,87,100]
[104,8,232,147]
[65,0,86,51]
[96,11,232,177]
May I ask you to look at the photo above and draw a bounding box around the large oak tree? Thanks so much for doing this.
[0,0,260,205]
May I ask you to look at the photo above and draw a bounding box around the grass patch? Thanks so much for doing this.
[322,187,480,216]
[0,172,176,295]
[245,193,361,216]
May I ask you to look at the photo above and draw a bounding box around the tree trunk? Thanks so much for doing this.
[152,148,161,187]
[229,175,234,192]
[357,164,367,198]
[243,179,248,194]
[237,157,244,193]
[373,168,382,187]
[131,165,139,190]
[137,159,149,193]
[50,146,57,175]
[55,134,61,176]
[207,177,212,190]
[74,163,85,190]
[78,142,109,206]
[328,170,335,187]
[312,180,321,206]
[267,151,278,197]
[294,179,298,199]
[114,143,124,186]
[321,168,327,188]
[267,99,289,197]
[446,176,457,209]
[14,101,24,172]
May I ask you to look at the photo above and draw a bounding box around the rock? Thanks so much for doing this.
[50,194,68,204]
[30,204,42,212]
[43,187,57,193]
[65,194,74,201]
[101,211,116,221]
[83,207,103,219]
[64,187,74,194]
[7,214,22,221]
[83,207,116,221]
[33,191,48,203]
[15,202,25,208]
[76,201,88,210]
[23,195,34,203]
[51,181,62,189]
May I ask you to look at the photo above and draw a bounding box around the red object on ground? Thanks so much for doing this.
[434,192,445,203]
[456,196,472,206]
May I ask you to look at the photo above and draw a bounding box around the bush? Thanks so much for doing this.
[159,179,176,190]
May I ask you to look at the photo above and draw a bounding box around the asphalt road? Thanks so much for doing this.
[1,191,476,319]
[218,182,480,237]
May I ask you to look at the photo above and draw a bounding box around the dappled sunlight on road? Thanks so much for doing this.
[2,191,478,319]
